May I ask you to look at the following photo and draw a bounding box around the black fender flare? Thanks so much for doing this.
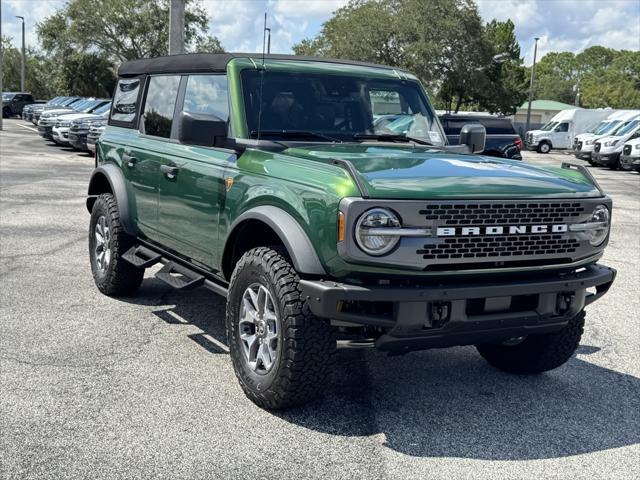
[224,206,326,276]
[86,164,135,235]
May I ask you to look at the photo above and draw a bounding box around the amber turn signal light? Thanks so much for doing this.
[338,211,345,242]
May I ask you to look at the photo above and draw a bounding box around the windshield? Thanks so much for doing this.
[92,102,111,115]
[541,121,558,131]
[598,120,622,135]
[62,97,82,107]
[2,93,16,101]
[79,100,107,113]
[241,70,444,145]
[614,119,640,136]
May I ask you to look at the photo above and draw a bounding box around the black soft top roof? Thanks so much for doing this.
[118,52,398,77]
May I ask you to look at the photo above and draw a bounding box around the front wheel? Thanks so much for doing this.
[89,193,144,296]
[476,311,585,374]
[226,247,335,409]
[537,142,551,154]
[2,107,11,118]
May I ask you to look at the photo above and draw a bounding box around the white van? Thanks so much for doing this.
[525,109,612,153]
[620,136,640,171]
[574,111,640,162]
[592,116,640,169]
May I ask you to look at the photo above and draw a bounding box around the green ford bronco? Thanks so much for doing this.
[87,53,616,409]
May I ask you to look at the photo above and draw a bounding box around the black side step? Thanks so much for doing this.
[122,246,162,269]
[155,261,205,290]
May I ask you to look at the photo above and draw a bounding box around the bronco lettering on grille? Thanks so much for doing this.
[436,224,569,236]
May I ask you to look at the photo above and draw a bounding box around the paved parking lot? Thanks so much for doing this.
[1,117,638,480]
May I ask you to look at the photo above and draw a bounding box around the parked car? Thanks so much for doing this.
[39,99,109,140]
[439,114,522,159]
[56,103,111,148]
[2,92,36,117]
[22,99,52,121]
[32,97,83,125]
[525,109,612,153]
[69,112,111,153]
[86,123,106,155]
[620,137,640,172]
[574,111,639,163]
[592,118,640,169]
[87,53,615,410]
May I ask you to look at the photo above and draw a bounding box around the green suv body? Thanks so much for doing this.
[87,53,615,409]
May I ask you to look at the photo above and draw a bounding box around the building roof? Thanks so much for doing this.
[118,52,399,77]
[518,99,578,111]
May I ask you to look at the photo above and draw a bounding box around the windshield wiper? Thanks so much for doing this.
[353,133,434,146]
[250,130,342,143]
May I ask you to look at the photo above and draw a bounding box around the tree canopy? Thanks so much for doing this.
[293,0,527,114]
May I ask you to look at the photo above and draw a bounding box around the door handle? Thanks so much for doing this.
[123,153,137,168]
[160,164,179,179]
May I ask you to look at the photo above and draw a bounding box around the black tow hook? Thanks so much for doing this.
[430,301,451,328]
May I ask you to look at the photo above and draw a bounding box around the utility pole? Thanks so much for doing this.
[168,0,185,55]
[525,37,540,135]
[16,16,25,92]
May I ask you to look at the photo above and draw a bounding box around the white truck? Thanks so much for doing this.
[620,136,640,171]
[525,109,612,154]
[574,111,640,162]
[592,116,640,169]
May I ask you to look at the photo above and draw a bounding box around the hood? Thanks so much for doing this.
[42,108,75,117]
[527,130,547,136]
[55,112,99,121]
[284,144,602,199]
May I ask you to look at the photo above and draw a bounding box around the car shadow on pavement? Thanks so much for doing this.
[124,280,640,461]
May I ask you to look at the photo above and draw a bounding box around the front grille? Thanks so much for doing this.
[594,142,601,152]
[624,145,632,156]
[419,202,584,226]
[417,234,579,260]
[576,141,583,151]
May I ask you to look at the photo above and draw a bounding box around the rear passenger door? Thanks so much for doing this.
[155,74,233,269]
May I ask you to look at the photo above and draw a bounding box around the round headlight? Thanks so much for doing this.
[589,205,610,246]
[355,208,401,255]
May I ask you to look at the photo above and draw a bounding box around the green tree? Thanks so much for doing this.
[1,36,57,98]
[293,0,525,114]
[37,0,224,62]
[58,53,118,97]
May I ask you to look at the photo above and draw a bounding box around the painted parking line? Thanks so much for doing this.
[15,123,38,133]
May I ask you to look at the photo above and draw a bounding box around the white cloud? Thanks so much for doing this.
[270,0,348,18]
[478,0,640,65]
[1,0,64,48]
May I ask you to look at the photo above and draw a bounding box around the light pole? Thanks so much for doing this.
[525,37,540,135]
[168,0,185,55]
[1,2,4,131]
[15,16,25,92]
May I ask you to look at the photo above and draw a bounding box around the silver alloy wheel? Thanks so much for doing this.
[540,143,550,153]
[94,215,111,273]
[239,283,279,374]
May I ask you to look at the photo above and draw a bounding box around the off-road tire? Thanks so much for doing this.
[537,141,551,154]
[89,193,144,296]
[226,247,335,409]
[2,107,11,118]
[476,311,585,374]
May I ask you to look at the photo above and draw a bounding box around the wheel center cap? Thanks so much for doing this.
[257,319,266,336]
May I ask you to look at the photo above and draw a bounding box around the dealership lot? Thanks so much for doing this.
[1,118,638,479]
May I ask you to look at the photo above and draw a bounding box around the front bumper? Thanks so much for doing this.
[620,154,640,171]
[68,132,88,150]
[52,127,70,144]
[574,150,592,160]
[38,125,53,138]
[300,264,615,352]
[592,152,620,165]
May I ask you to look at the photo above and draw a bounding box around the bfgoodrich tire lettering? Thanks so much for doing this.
[476,310,585,374]
[226,247,335,409]
[89,193,143,296]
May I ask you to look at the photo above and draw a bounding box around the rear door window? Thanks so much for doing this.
[111,78,143,125]
[479,118,516,135]
[183,75,229,121]
[141,75,181,138]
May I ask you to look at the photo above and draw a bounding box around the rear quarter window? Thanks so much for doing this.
[110,77,143,126]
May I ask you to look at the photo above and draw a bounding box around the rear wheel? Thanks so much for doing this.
[226,247,335,409]
[89,193,144,296]
[476,311,585,374]
[537,141,551,154]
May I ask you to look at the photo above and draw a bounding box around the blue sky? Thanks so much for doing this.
[1,0,639,65]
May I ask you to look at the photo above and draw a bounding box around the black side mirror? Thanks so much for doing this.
[460,123,486,154]
[178,111,227,147]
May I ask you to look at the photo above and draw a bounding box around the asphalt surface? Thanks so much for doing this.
[1,118,639,480]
